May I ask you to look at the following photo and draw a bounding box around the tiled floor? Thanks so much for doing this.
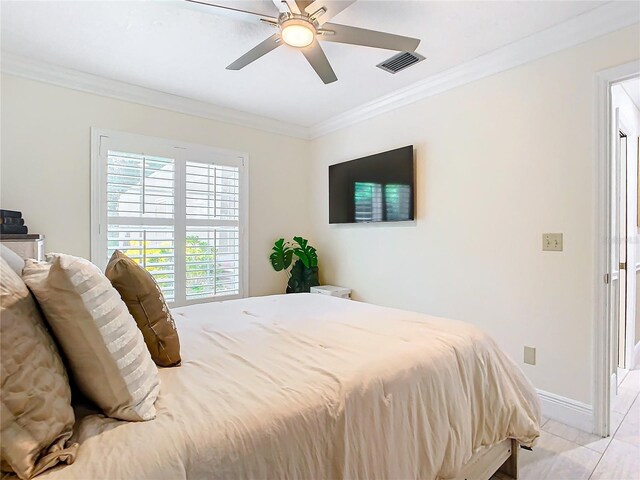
[517,369,640,480]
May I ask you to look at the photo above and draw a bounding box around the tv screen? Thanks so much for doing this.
[329,146,415,224]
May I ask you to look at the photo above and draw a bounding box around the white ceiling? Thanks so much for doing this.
[1,1,610,127]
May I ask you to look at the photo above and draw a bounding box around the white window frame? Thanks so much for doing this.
[90,128,249,307]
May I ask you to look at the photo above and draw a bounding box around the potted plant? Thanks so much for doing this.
[269,236,320,293]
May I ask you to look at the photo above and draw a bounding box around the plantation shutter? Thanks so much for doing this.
[185,162,240,299]
[106,151,177,301]
[96,131,247,307]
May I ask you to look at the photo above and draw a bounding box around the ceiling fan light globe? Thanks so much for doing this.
[281,23,315,48]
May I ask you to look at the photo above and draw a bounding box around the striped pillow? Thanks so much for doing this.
[23,254,160,421]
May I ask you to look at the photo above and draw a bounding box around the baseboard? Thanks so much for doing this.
[537,389,594,433]
[634,341,640,369]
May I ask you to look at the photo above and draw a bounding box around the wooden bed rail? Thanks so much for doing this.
[452,438,519,480]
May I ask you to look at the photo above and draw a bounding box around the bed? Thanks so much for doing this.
[35,293,540,480]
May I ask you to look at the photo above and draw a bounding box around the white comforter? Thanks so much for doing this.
[39,294,540,480]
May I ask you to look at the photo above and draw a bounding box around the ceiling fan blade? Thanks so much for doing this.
[320,23,420,51]
[300,40,337,84]
[226,34,282,70]
[294,0,314,13]
[184,0,278,23]
[271,0,313,15]
[271,0,295,14]
[303,0,355,25]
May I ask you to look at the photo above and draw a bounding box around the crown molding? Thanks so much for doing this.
[0,52,311,140]
[308,2,640,139]
[2,2,637,141]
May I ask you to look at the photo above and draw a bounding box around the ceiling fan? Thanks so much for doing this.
[185,0,421,84]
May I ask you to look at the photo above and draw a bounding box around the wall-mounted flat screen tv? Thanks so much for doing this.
[329,145,415,224]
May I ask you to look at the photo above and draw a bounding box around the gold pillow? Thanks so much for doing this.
[105,250,181,367]
[0,258,78,479]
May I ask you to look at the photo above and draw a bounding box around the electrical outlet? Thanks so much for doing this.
[542,233,563,251]
[524,346,536,365]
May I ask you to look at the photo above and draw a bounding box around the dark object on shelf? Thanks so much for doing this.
[0,225,28,235]
[0,209,30,236]
[0,209,22,219]
[0,217,25,225]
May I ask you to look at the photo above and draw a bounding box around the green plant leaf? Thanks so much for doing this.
[269,238,292,272]
[292,236,318,268]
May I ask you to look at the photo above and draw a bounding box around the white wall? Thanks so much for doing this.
[0,74,311,297]
[308,25,640,405]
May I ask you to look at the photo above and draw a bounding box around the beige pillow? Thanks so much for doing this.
[106,250,181,367]
[0,244,24,275]
[0,258,78,479]
[22,254,160,422]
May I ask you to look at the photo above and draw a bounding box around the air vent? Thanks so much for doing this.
[376,51,425,74]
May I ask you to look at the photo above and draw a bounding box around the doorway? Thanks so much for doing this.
[605,74,640,435]
[611,127,628,383]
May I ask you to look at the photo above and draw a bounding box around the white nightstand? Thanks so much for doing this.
[0,234,45,261]
[310,285,351,299]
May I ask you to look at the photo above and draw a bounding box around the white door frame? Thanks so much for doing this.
[594,60,640,437]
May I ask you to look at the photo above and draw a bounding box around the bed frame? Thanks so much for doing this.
[453,439,519,480]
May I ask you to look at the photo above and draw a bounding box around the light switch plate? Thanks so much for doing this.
[524,346,536,365]
[542,233,563,251]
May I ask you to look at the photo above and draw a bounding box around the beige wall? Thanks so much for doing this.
[0,75,311,297]
[308,25,640,404]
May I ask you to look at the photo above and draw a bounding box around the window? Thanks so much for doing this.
[92,130,248,307]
